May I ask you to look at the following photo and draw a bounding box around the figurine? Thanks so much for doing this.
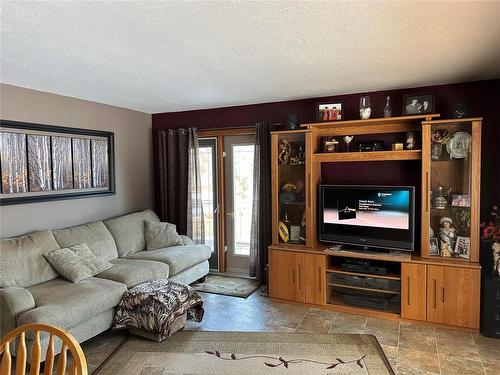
[406,132,416,150]
[493,242,500,277]
[279,183,297,204]
[278,140,291,165]
[439,217,457,258]
[287,114,299,130]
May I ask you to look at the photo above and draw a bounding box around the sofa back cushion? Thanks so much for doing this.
[53,221,118,260]
[0,230,60,288]
[104,209,160,257]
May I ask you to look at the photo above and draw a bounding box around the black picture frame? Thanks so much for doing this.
[0,119,115,206]
[403,93,435,115]
[317,101,344,122]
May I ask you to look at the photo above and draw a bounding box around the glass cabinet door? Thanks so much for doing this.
[272,131,308,246]
[422,119,481,261]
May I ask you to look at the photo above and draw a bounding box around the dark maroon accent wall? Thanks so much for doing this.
[152,79,500,219]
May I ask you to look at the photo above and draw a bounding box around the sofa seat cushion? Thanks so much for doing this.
[126,245,211,276]
[95,258,170,288]
[19,277,126,329]
[104,209,160,257]
[0,230,60,288]
[53,221,118,261]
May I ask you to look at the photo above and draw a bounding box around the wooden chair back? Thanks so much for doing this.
[0,323,87,375]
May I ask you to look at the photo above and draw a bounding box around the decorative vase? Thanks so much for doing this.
[431,142,443,160]
[434,186,448,209]
[384,96,392,118]
[359,96,372,120]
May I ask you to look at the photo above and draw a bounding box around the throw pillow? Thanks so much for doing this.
[44,243,113,283]
[145,221,184,250]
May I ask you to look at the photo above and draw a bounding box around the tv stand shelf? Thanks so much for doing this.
[312,149,421,163]
[326,265,401,280]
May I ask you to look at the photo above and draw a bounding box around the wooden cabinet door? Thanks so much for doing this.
[268,249,305,302]
[427,265,480,329]
[305,254,326,305]
[401,263,427,321]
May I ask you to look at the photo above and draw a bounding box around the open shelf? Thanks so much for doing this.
[328,283,401,295]
[326,264,401,280]
[327,291,401,315]
[313,149,421,162]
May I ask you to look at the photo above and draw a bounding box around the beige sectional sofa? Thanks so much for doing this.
[0,209,210,354]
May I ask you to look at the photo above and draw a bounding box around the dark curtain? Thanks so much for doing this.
[249,122,273,283]
[157,128,190,235]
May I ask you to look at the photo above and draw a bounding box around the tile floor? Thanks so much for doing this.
[83,288,500,375]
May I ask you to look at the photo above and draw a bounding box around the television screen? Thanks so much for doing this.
[319,185,415,251]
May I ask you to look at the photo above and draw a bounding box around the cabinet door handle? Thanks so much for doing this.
[433,279,437,309]
[298,265,302,289]
[407,276,411,305]
[318,266,322,293]
[426,171,430,212]
[441,287,445,303]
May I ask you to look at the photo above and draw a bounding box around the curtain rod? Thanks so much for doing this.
[197,122,281,131]
[198,124,255,131]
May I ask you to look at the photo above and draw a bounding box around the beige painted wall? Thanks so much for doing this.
[0,84,153,237]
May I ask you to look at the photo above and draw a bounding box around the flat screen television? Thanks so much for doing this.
[319,185,415,251]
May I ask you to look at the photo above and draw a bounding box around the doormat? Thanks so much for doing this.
[192,274,260,298]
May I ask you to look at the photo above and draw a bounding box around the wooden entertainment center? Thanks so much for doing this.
[268,115,482,329]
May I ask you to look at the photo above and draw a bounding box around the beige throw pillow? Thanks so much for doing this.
[44,243,113,283]
[145,221,183,250]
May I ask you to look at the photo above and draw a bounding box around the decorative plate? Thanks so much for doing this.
[446,131,471,159]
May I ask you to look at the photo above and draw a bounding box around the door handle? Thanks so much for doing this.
[298,265,302,289]
[318,266,322,294]
[441,287,445,303]
[407,276,410,305]
[214,206,219,214]
[433,279,437,309]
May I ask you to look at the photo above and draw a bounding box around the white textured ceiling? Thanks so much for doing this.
[2,1,500,114]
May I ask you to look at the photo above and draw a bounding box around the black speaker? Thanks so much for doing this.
[482,277,500,338]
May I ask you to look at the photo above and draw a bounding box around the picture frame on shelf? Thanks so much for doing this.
[430,237,440,256]
[455,236,471,259]
[451,194,471,207]
[452,103,467,119]
[403,93,435,115]
[317,102,343,122]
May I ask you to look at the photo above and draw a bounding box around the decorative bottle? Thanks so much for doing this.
[384,96,392,118]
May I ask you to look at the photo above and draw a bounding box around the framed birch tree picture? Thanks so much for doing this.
[0,120,115,205]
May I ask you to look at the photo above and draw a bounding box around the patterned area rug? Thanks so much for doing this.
[94,331,394,375]
[192,275,261,298]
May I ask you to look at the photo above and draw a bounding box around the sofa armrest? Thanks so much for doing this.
[179,235,195,246]
[0,287,35,337]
